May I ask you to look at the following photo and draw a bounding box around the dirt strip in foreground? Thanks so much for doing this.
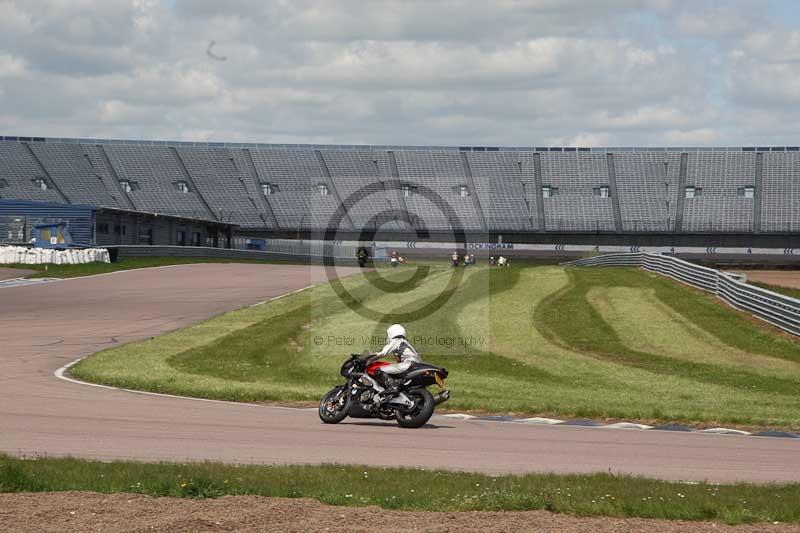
[0,492,796,533]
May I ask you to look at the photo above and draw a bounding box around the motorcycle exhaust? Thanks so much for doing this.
[433,389,450,405]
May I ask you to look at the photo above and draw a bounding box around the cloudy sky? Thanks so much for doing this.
[0,0,798,147]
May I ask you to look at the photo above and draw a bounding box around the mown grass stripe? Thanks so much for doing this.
[535,268,800,396]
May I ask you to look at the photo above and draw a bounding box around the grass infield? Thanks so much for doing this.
[1,455,798,524]
[72,264,800,429]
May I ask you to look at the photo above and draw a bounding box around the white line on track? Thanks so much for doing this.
[53,358,315,411]
[59,263,221,281]
[249,284,317,307]
[54,356,782,439]
[53,358,769,438]
[3,263,274,287]
[52,279,324,410]
[0,277,61,288]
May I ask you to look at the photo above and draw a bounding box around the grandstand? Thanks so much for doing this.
[1,136,799,246]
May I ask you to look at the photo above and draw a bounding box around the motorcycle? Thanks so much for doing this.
[319,353,450,428]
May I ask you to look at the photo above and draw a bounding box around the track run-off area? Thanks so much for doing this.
[1,263,799,484]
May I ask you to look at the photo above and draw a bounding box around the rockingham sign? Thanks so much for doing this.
[266,238,800,257]
[465,242,515,250]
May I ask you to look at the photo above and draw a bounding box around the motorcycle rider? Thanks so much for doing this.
[368,324,421,395]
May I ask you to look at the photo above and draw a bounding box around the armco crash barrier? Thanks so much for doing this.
[564,252,800,337]
[0,246,111,265]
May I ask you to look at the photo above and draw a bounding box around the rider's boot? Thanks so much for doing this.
[379,372,400,396]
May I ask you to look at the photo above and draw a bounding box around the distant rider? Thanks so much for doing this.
[367,324,421,395]
[357,247,368,268]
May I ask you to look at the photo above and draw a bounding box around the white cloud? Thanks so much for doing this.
[674,7,751,38]
[661,128,719,145]
[727,30,800,107]
[546,132,613,147]
[589,106,718,130]
[0,1,35,34]
[97,99,141,123]
[0,0,796,146]
[0,53,28,78]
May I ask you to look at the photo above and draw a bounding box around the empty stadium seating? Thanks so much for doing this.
[540,152,616,232]
[394,150,482,232]
[27,143,119,208]
[103,145,214,220]
[175,147,265,227]
[684,152,755,233]
[322,150,407,231]
[762,151,800,232]
[614,152,681,232]
[467,152,535,231]
[1,137,798,235]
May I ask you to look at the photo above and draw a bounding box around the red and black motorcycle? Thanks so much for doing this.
[319,353,450,428]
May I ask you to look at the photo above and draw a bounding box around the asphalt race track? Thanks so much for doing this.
[1,264,798,484]
[0,268,34,281]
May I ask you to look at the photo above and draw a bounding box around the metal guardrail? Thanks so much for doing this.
[564,252,800,336]
[562,252,643,267]
[642,253,719,293]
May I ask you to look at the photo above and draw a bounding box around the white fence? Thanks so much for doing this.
[0,246,111,265]
[565,252,800,336]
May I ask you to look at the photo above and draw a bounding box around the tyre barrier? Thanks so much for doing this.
[0,246,110,265]
[564,252,800,336]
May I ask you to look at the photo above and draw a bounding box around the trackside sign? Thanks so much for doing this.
[466,243,514,250]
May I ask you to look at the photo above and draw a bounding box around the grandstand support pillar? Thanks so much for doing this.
[22,143,70,204]
[97,145,137,210]
[754,152,763,233]
[225,226,233,249]
[387,151,412,228]
[532,153,546,231]
[241,149,280,229]
[91,213,97,246]
[674,153,688,232]
[315,150,354,230]
[606,153,623,232]
[170,147,217,221]
[459,152,488,233]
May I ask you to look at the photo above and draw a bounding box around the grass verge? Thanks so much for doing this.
[1,454,798,524]
[3,256,299,279]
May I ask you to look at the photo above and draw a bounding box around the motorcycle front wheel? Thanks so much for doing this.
[319,386,351,424]
[395,388,435,428]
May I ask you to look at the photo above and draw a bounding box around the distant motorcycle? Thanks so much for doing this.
[319,354,450,428]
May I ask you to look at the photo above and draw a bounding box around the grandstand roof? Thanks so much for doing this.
[1,135,797,153]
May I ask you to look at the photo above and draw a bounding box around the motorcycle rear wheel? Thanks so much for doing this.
[395,389,435,428]
[319,386,351,424]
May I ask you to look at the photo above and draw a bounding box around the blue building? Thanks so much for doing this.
[0,199,235,248]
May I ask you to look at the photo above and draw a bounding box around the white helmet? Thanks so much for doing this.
[386,324,406,339]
